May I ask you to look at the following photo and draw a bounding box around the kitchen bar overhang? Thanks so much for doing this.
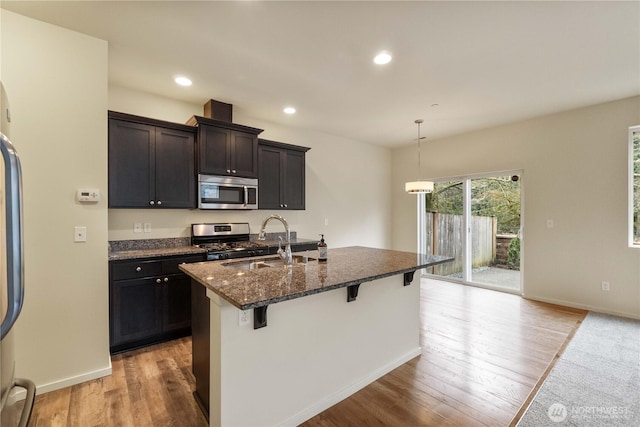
[180,246,453,329]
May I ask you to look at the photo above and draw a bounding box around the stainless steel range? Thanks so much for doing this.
[191,223,270,261]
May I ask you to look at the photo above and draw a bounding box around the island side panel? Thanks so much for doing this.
[207,274,421,427]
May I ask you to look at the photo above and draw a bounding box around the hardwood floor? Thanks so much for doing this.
[302,278,586,427]
[26,337,207,427]
[26,279,585,426]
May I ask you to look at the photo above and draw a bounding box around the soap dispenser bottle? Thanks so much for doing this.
[318,234,328,262]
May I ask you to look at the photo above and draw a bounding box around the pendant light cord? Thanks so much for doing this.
[415,119,424,181]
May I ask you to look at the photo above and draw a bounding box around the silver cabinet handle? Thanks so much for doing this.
[156,278,161,284]
[149,200,155,205]
[226,169,231,173]
[232,169,236,174]
[136,266,142,272]
[284,204,288,208]
[0,133,24,340]
[157,200,162,205]
[164,277,169,282]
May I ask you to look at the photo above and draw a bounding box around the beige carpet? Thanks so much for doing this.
[517,312,640,426]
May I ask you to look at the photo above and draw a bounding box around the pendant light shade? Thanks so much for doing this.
[405,119,434,194]
[405,180,434,193]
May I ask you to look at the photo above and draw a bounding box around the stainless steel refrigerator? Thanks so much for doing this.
[0,81,35,426]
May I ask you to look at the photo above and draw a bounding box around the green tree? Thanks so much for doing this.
[426,176,521,234]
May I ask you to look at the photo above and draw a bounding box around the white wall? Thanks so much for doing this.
[207,274,420,426]
[108,85,393,249]
[392,96,640,318]
[1,11,111,392]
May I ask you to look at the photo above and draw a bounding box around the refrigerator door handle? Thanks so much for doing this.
[0,133,24,340]
[12,378,36,427]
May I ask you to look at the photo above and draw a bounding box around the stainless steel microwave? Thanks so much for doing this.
[198,175,258,209]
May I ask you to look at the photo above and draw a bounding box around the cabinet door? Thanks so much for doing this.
[198,125,230,175]
[231,131,258,178]
[162,275,192,332]
[258,145,283,209]
[110,277,163,347]
[283,150,306,210]
[191,281,210,415]
[108,119,155,208]
[155,128,196,208]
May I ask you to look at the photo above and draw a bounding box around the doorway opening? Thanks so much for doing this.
[419,171,523,293]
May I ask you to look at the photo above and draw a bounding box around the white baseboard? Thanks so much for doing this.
[522,294,640,320]
[278,347,422,427]
[12,362,112,401]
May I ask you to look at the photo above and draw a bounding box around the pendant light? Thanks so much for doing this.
[405,119,434,194]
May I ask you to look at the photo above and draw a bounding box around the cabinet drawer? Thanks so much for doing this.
[162,255,205,275]
[111,260,162,281]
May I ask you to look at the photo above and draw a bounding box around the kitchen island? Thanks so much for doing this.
[180,246,452,427]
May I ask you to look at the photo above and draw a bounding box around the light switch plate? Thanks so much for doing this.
[74,226,87,242]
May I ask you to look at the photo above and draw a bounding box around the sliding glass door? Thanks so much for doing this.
[470,175,521,291]
[420,172,522,293]
[423,180,464,279]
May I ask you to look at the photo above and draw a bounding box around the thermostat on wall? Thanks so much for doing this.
[76,188,101,203]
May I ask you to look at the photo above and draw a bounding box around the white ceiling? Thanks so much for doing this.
[3,1,639,147]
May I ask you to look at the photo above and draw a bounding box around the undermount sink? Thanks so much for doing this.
[222,255,316,270]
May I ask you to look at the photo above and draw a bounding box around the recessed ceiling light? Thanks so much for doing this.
[174,76,192,87]
[373,52,392,65]
[283,106,296,115]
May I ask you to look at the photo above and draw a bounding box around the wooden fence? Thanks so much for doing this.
[425,212,497,276]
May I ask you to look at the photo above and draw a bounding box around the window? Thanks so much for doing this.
[630,126,640,247]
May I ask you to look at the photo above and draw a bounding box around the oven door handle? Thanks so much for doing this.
[243,186,248,207]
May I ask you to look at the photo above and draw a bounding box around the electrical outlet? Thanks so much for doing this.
[546,219,554,229]
[143,223,151,233]
[134,222,142,233]
[324,218,329,226]
[601,281,610,292]
[74,226,87,242]
[239,309,250,326]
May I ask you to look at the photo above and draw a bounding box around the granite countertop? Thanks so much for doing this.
[108,237,205,261]
[108,236,319,261]
[179,246,453,310]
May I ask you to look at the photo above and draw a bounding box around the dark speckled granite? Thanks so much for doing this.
[108,236,319,261]
[108,238,205,261]
[179,246,453,310]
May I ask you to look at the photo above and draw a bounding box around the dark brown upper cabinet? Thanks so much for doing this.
[258,139,310,210]
[108,111,196,208]
[187,116,263,178]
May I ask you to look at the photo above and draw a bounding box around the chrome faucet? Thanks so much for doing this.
[258,214,293,266]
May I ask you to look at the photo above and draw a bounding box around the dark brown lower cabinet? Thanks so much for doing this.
[109,254,204,354]
[191,280,210,418]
